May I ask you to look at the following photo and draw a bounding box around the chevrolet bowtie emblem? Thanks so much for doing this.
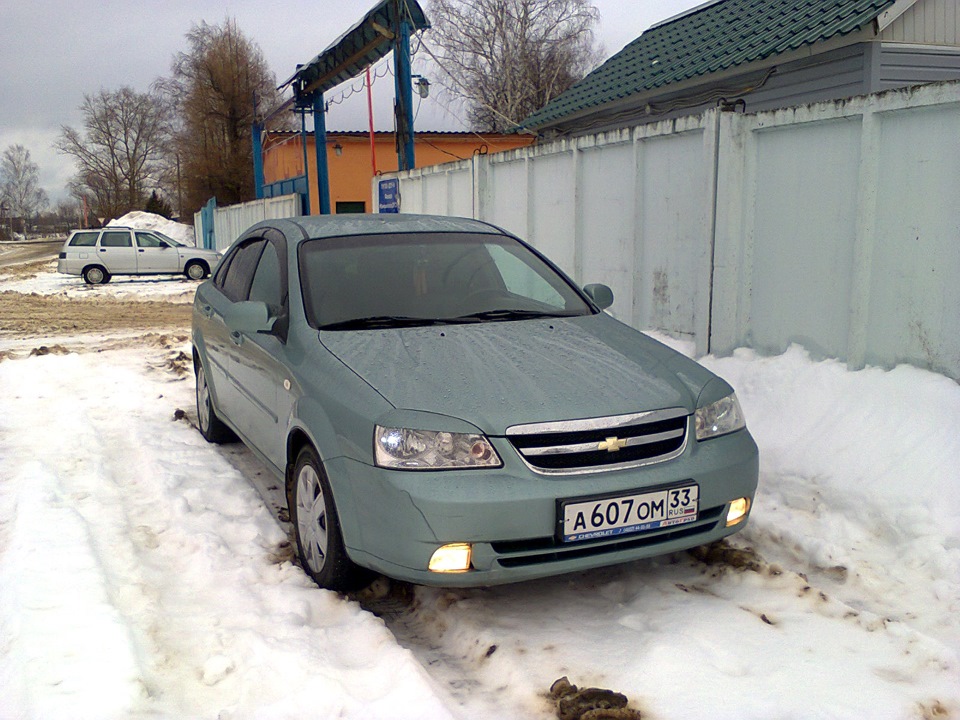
[598,436,627,452]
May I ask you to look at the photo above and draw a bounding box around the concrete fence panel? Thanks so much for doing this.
[377,81,960,378]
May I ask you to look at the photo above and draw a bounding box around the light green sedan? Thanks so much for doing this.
[192,214,758,590]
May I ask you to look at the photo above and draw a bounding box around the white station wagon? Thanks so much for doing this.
[57,226,221,284]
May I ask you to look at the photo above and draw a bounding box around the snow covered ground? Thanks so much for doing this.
[0,277,957,719]
[0,260,199,301]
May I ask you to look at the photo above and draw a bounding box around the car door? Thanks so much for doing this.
[135,231,181,273]
[226,231,289,470]
[195,238,267,431]
[97,230,137,273]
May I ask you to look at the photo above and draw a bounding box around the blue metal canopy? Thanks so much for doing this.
[281,0,430,107]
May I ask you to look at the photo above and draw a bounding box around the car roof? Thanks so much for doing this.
[258,213,507,242]
[70,227,133,233]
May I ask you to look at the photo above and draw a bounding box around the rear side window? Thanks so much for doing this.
[100,231,132,248]
[69,232,99,247]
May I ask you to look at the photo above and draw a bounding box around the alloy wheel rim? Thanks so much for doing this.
[296,464,328,574]
[197,366,210,432]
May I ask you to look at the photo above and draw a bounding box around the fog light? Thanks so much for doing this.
[428,543,473,573]
[726,497,751,527]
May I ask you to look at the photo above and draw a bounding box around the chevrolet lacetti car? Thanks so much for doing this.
[58,226,221,284]
[191,214,759,591]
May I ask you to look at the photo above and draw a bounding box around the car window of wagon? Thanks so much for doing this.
[298,232,593,330]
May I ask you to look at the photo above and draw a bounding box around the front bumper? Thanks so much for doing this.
[327,426,759,587]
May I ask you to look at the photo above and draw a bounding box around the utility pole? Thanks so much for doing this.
[393,0,416,171]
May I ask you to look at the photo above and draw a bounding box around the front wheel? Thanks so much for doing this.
[185,260,208,280]
[291,446,370,591]
[196,361,234,443]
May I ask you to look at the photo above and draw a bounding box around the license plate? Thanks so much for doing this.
[560,484,699,543]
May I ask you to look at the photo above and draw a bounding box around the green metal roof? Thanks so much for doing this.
[520,0,896,131]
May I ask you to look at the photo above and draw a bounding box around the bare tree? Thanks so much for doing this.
[0,144,49,232]
[156,19,283,218]
[425,0,602,132]
[57,87,171,221]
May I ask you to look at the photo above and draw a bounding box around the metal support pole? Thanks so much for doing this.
[252,122,265,200]
[393,14,416,171]
[300,109,311,215]
[313,93,331,215]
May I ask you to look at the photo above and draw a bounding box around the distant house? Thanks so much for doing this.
[262,131,535,214]
[521,0,960,136]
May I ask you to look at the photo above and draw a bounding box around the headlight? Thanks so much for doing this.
[695,393,746,441]
[374,426,502,469]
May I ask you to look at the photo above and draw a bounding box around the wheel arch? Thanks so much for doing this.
[284,419,364,557]
[185,258,210,278]
[192,344,224,418]
[82,264,109,282]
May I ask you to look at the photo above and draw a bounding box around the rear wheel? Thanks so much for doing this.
[291,446,370,591]
[185,260,208,280]
[195,361,234,443]
[82,265,110,285]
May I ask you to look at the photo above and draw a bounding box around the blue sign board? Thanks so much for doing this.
[378,178,400,213]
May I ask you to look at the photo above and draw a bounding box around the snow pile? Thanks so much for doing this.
[405,344,960,718]
[108,211,196,246]
[0,337,957,719]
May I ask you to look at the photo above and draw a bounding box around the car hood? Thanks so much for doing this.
[181,247,220,259]
[319,315,707,435]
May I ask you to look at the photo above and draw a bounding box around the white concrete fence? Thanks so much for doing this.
[377,80,960,379]
[194,193,301,252]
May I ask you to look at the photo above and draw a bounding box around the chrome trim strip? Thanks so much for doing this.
[520,428,685,457]
[506,407,688,436]
[511,418,691,476]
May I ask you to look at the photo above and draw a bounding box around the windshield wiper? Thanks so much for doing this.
[451,308,579,322]
[319,315,448,331]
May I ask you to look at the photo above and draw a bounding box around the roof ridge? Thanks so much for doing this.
[520,0,896,131]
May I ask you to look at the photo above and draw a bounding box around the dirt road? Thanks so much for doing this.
[0,240,193,339]
[0,291,192,336]
[0,238,64,268]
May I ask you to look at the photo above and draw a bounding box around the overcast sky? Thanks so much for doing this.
[0,0,702,205]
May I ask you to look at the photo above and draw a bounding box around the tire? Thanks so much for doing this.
[82,266,110,285]
[195,361,235,443]
[185,260,209,281]
[291,446,371,591]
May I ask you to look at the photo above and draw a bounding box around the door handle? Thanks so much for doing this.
[230,331,243,346]
[138,248,145,253]
[99,248,106,252]
[200,304,213,317]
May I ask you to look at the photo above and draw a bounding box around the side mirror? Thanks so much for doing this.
[583,283,614,310]
[224,301,276,334]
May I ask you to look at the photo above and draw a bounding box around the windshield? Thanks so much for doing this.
[299,232,594,330]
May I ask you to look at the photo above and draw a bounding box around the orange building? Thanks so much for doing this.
[262,131,535,214]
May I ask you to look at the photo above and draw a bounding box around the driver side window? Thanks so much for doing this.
[219,240,265,303]
[135,232,166,248]
[249,242,282,314]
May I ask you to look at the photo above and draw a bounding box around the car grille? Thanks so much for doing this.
[506,408,688,475]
